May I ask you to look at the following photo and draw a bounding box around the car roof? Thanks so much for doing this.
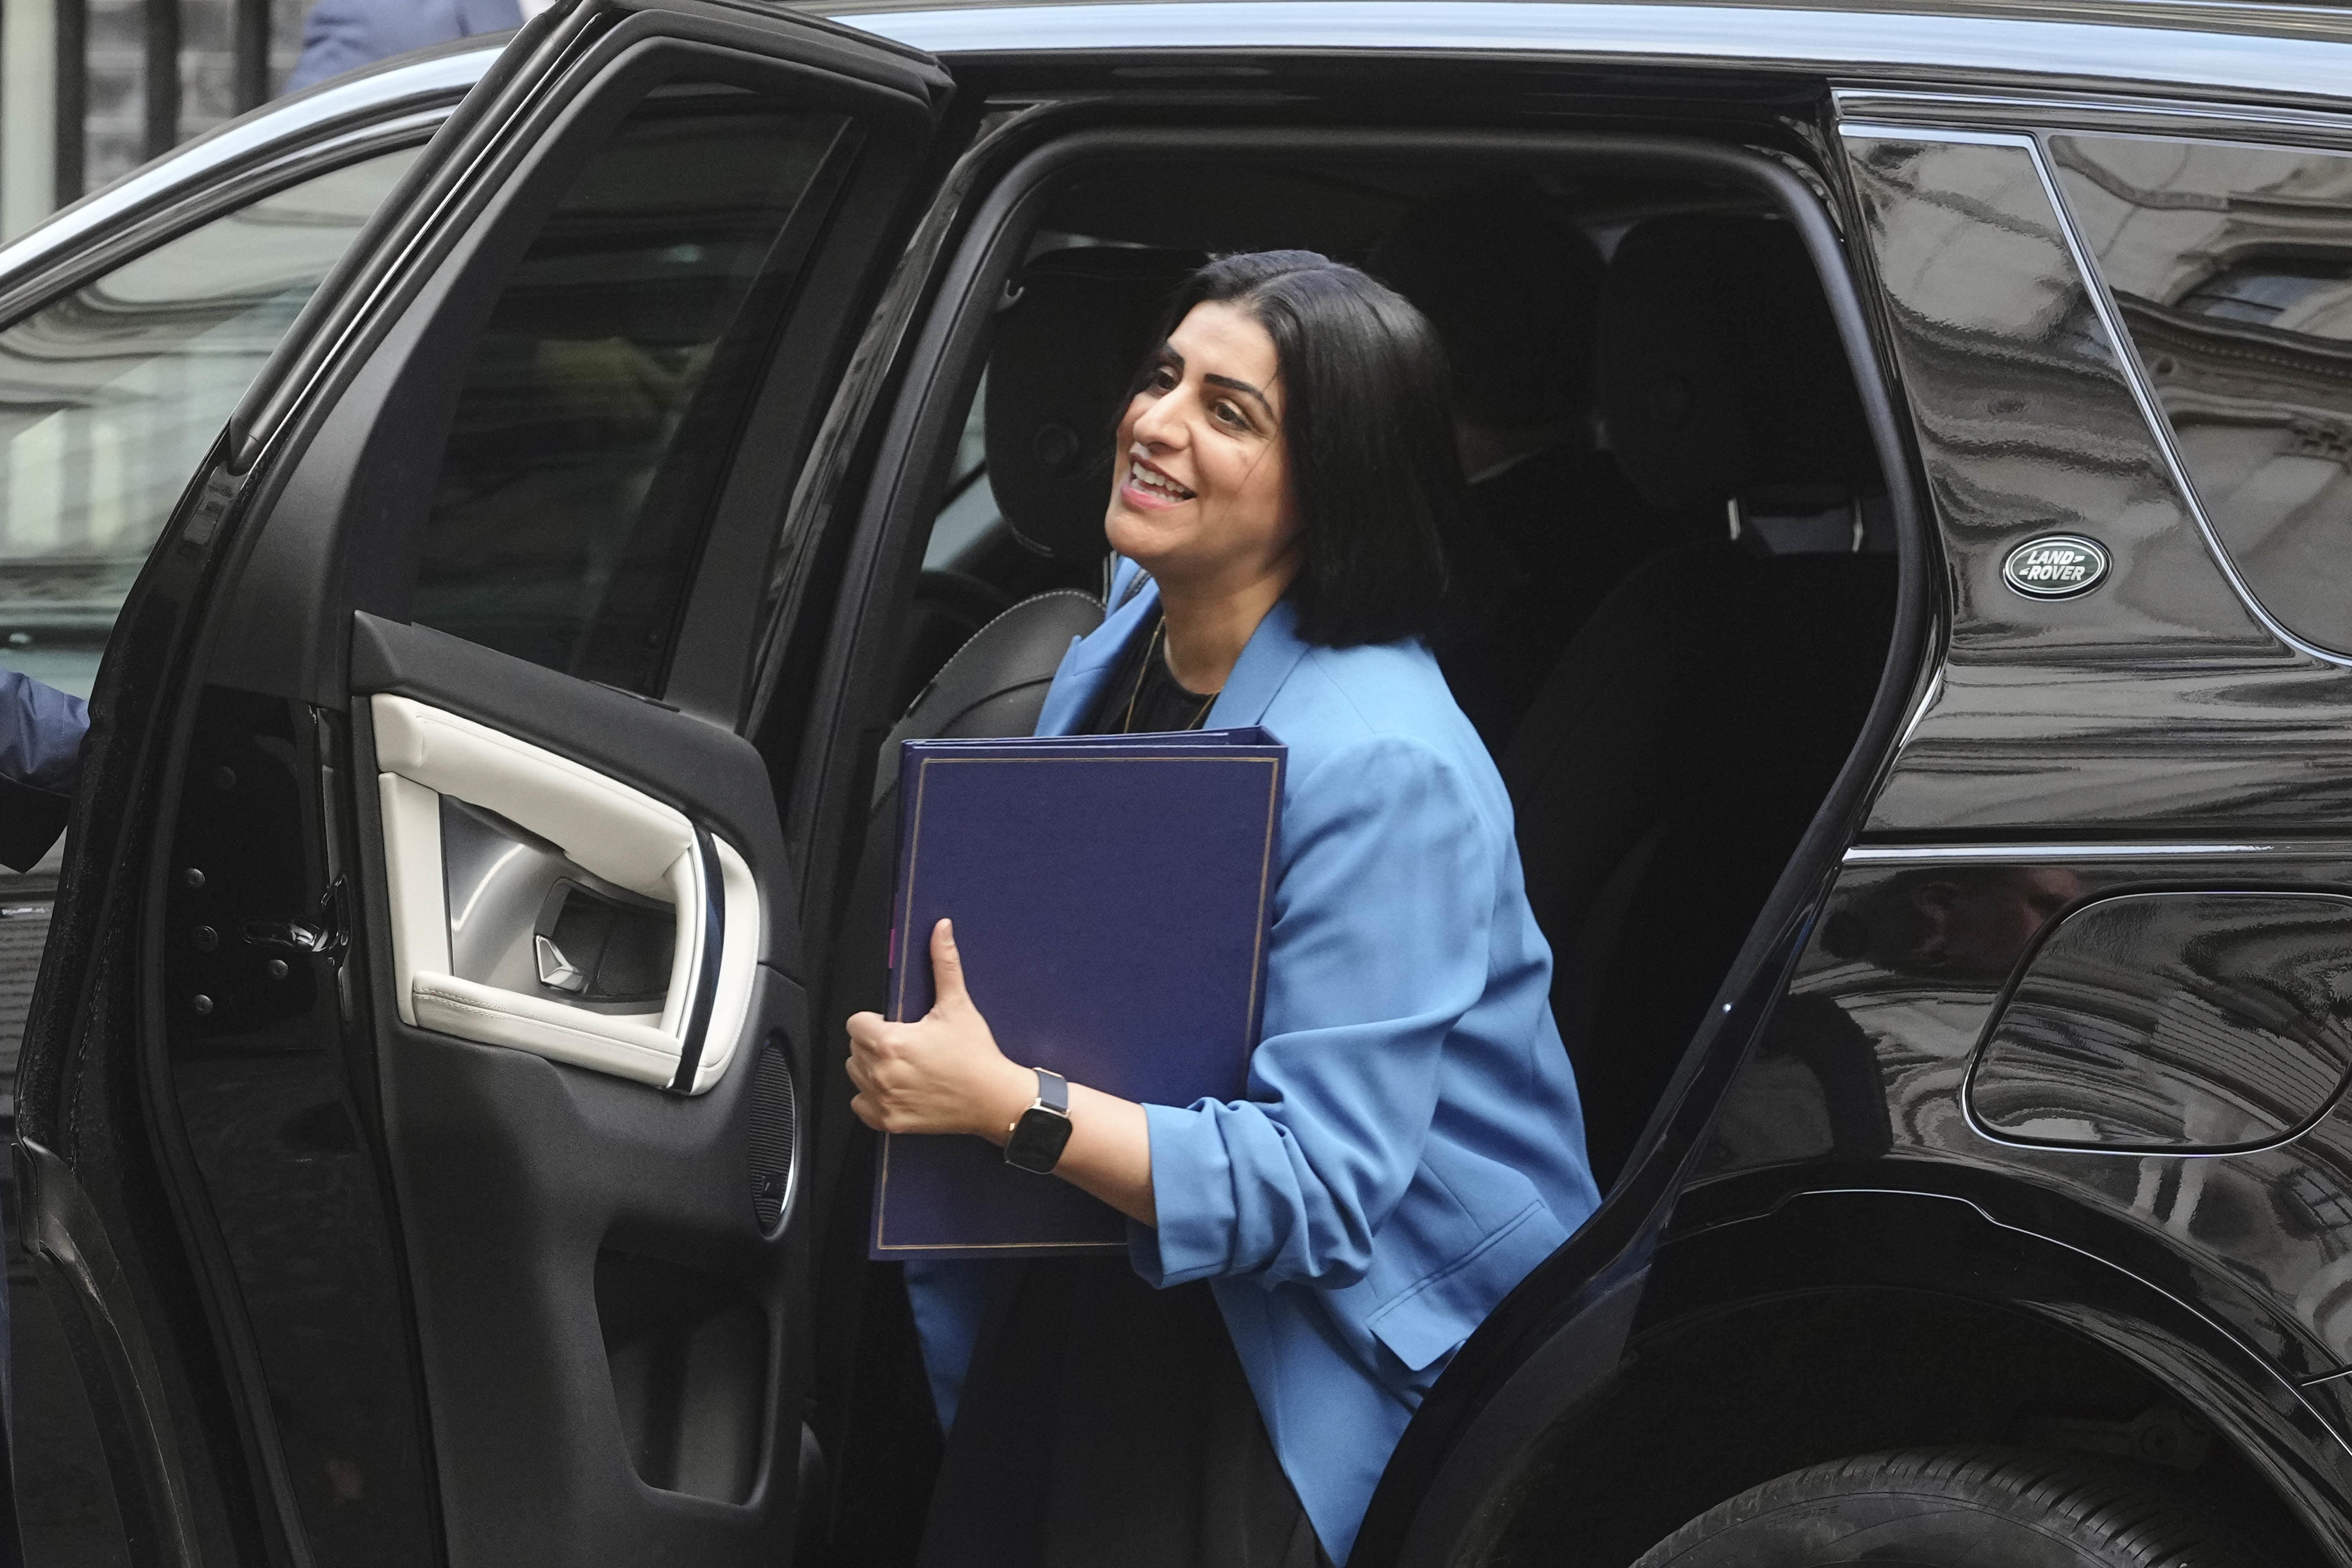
[831,0,2352,111]
[813,0,2352,52]
[15,0,2352,292]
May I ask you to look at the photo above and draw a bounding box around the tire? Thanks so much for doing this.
[1630,1446,2263,1568]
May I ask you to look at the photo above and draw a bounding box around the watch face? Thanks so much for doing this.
[1005,1105,1074,1174]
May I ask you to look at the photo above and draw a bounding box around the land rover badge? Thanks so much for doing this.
[2002,535,2109,599]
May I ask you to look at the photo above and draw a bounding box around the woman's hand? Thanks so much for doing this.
[845,919,1035,1142]
[847,917,1158,1225]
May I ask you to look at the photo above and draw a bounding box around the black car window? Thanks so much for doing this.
[0,146,419,699]
[413,83,853,694]
[2051,133,2352,655]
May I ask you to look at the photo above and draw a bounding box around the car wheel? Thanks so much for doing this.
[1631,1446,2261,1568]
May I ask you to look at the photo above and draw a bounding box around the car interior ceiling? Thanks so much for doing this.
[808,153,1900,1552]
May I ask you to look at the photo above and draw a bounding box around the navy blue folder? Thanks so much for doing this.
[870,729,1287,1259]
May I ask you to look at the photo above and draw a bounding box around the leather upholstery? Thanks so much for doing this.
[984,247,1204,560]
[1508,214,1899,1185]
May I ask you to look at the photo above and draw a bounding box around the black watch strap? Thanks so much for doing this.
[1004,1068,1074,1174]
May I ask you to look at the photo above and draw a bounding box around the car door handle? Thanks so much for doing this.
[367,695,757,1094]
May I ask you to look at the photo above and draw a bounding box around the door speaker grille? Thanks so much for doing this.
[748,1037,797,1237]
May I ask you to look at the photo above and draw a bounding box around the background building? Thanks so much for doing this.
[1,0,312,240]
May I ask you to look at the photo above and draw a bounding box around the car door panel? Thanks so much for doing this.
[16,5,947,1562]
[348,623,809,1558]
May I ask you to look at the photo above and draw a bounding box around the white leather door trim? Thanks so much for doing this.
[369,694,760,1092]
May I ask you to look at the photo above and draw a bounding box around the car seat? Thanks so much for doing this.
[1504,213,1899,1189]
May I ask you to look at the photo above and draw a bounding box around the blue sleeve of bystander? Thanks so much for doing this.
[0,668,88,873]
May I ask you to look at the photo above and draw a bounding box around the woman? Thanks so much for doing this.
[845,251,1601,1567]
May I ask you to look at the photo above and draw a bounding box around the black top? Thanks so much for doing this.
[1087,611,1220,735]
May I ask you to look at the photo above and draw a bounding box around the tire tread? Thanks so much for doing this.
[1632,1445,2263,1568]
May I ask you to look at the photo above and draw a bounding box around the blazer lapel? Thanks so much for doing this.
[1034,563,1159,737]
[1035,561,1312,737]
[1205,595,1310,731]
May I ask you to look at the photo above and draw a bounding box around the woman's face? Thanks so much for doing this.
[1105,300,1301,593]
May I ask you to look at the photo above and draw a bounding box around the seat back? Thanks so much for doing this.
[1506,214,1897,1187]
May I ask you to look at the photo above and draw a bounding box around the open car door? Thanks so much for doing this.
[11,4,949,1563]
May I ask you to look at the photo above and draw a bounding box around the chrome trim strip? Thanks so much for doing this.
[1833,84,2352,142]
[848,2,2352,107]
[1842,842,2301,864]
[1837,121,2030,145]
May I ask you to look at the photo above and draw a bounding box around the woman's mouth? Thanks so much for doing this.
[1123,457,1196,507]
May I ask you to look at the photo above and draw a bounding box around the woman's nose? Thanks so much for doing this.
[1131,387,1189,447]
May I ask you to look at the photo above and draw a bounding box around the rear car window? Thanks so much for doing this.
[0,147,419,697]
[2051,133,2352,655]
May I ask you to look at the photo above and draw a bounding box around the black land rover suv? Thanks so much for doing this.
[15,2,2352,1565]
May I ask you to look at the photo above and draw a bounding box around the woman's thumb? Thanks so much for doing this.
[930,918,969,1005]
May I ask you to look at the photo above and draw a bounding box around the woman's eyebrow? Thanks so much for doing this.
[1204,373,1273,415]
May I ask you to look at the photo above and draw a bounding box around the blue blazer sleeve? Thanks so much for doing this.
[1133,734,1498,1289]
[0,669,88,872]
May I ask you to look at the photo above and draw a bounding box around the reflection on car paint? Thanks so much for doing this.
[1700,851,2352,1385]
[1842,132,2352,836]
[1969,891,2352,1151]
[2051,133,2352,661]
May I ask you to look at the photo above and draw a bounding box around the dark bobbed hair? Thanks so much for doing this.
[1135,250,1466,648]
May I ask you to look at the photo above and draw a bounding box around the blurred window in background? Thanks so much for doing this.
[0,146,419,697]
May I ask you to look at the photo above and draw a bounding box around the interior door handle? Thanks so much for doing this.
[368,695,760,1094]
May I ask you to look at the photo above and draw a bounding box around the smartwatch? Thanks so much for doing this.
[1004,1068,1074,1174]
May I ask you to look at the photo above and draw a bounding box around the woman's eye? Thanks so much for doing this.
[1149,366,1178,391]
[1213,401,1249,430]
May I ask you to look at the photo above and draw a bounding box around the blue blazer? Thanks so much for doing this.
[911,561,1599,1563]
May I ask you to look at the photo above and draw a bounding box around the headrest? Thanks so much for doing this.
[1369,178,1605,430]
[1599,215,1878,519]
[985,247,1205,560]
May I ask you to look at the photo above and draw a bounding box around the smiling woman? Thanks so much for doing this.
[845,252,1599,1568]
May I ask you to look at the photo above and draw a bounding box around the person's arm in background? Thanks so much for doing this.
[0,669,88,873]
[282,0,502,94]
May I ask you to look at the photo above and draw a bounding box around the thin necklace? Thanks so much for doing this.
[1123,619,1221,734]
